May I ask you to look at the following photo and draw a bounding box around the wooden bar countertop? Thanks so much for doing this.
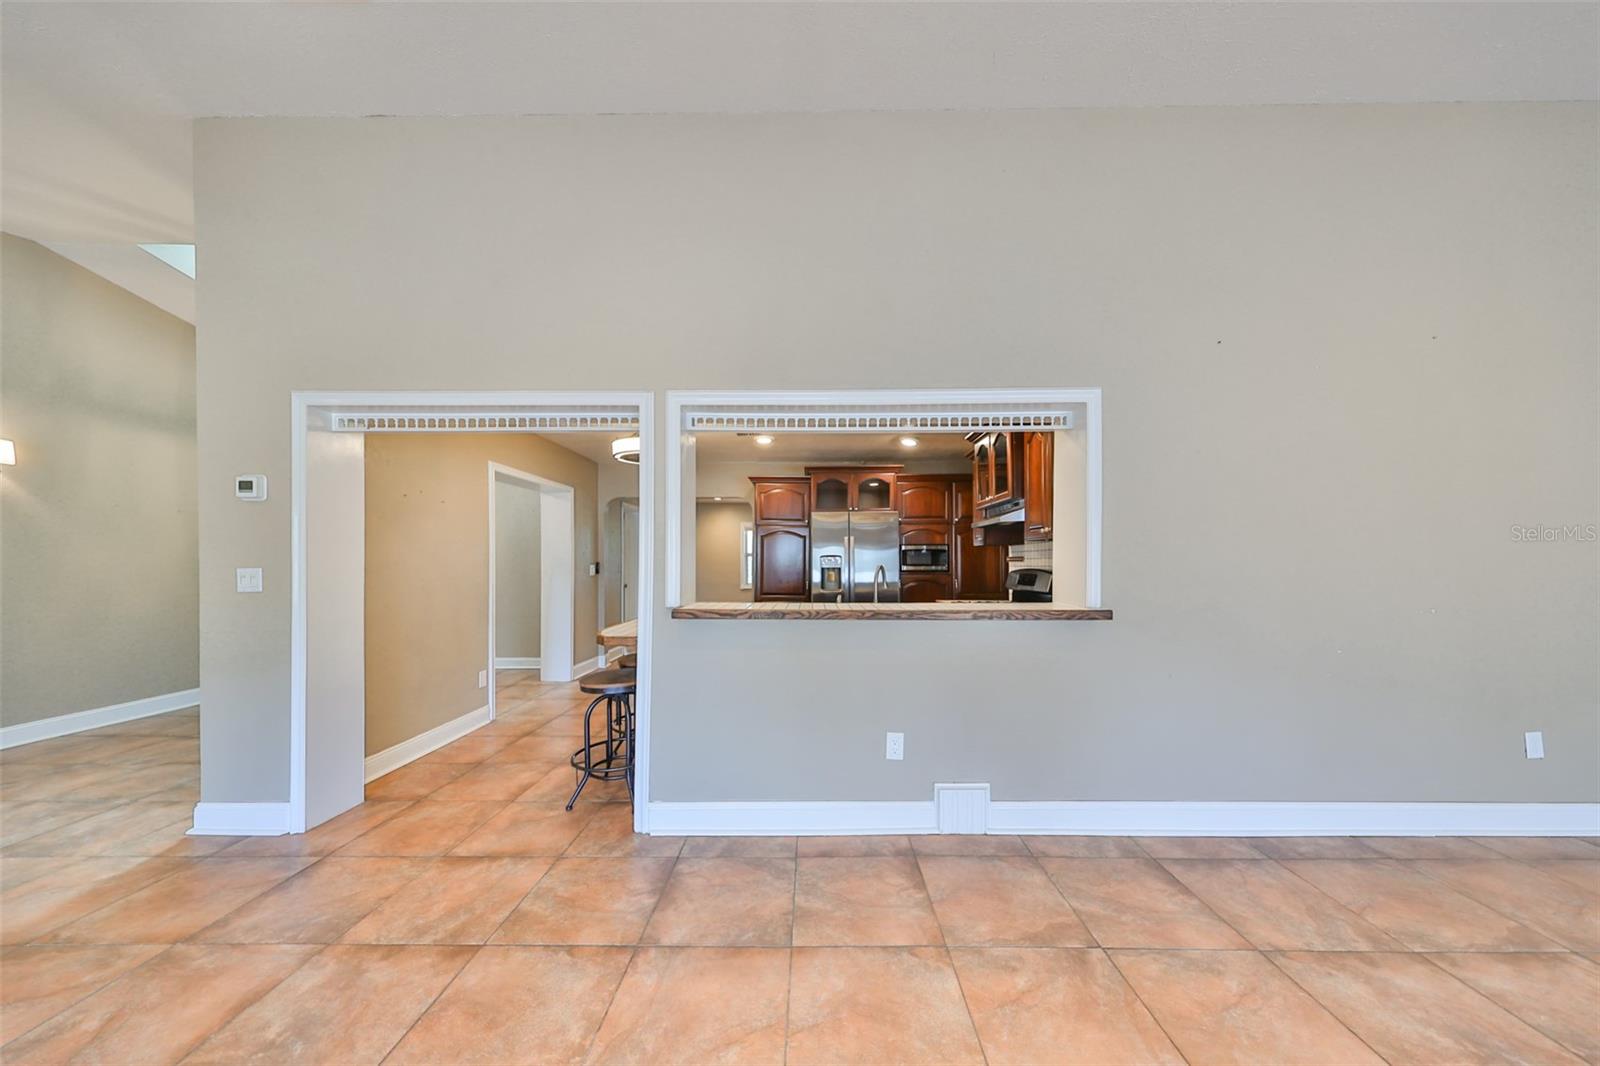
[670,601,1112,621]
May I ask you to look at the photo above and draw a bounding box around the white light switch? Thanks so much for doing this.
[236,567,263,593]
[1524,731,1545,759]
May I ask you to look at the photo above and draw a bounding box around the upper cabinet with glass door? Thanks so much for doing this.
[972,432,1022,507]
[808,467,901,512]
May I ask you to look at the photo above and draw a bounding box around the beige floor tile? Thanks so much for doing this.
[1,802,193,857]
[96,822,245,858]
[191,856,429,943]
[585,946,790,1065]
[42,858,313,944]
[1039,857,1249,949]
[1429,951,1600,1060]
[911,834,1029,856]
[0,802,117,849]
[220,800,414,857]
[0,856,184,943]
[1355,836,1502,859]
[951,947,1183,1065]
[795,835,913,857]
[1527,858,1600,893]
[413,731,519,764]
[515,763,631,805]
[642,858,795,946]
[492,857,674,945]
[0,943,318,1064]
[565,804,683,857]
[0,856,75,892]
[430,761,557,802]
[1271,950,1585,1065]
[337,800,507,857]
[0,943,165,1044]
[1021,835,1146,858]
[679,836,798,858]
[1413,859,1600,951]
[919,855,1093,947]
[1132,836,1267,859]
[363,761,472,801]
[1160,859,1402,951]
[342,856,553,944]
[793,857,942,946]
[450,802,597,856]
[1280,858,1561,951]
[184,943,474,1064]
[488,733,585,764]
[386,945,631,1065]
[1110,949,1382,1064]
[787,946,984,1065]
[1471,836,1600,860]
[1251,836,1385,859]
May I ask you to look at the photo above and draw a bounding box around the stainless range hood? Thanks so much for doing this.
[973,498,1026,528]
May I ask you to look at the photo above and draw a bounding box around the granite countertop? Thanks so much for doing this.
[670,601,1112,621]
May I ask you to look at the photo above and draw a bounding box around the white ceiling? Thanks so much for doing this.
[4,1,1596,315]
[695,431,973,464]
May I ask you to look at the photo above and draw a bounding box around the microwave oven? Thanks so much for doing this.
[899,544,950,572]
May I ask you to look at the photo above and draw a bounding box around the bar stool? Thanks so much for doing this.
[567,668,636,810]
[617,653,638,669]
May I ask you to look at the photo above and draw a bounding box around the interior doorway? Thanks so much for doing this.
[291,392,655,836]
[487,462,576,714]
[620,501,639,624]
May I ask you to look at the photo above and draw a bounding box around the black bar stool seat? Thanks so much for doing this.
[567,668,636,809]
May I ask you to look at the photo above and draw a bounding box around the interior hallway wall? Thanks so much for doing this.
[196,104,1596,805]
[493,477,541,660]
[695,500,754,603]
[0,235,198,727]
[364,432,597,755]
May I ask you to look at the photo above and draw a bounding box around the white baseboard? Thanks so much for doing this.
[190,802,292,837]
[0,688,200,749]
[363,704,490,783]
[494,657,541,669]
[647,795,1600,838]
[571,654,609,679]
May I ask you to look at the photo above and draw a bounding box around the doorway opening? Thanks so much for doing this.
[487,462,576,710]
[291,392,654,835]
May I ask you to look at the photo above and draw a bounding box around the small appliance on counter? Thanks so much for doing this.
[1005,567,1053,603]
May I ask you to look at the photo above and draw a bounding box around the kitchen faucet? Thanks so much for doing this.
[873,564,888,603]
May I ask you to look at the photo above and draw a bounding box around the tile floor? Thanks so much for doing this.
[1,670,1597,1063]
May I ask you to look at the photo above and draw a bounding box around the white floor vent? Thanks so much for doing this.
[935,783,991,834]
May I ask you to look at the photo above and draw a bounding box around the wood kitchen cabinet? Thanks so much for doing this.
[808,467,900,512]
[896,477,953,521]
[953,477,1008,599]
[1023,431,1053,542]
[902,573,953,602]
[972,432,1022,508]
[749,476,811,601]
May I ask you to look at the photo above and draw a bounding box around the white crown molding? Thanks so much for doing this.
[0,688,199,749]
[363,704,490,783]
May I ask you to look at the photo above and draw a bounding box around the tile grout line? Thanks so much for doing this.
[911,851,989,1066]
[1255,949,1397,1064]
[783,849,800,1066]
[1099,948,1194,1066]
[1409,949,1597,1061]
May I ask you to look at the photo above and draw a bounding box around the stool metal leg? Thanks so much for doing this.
[566,692,608,811]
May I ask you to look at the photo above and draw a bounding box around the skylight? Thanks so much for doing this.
[138,243,196,279]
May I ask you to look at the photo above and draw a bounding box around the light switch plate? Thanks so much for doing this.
[478,670,488,689]
[236,567,263,593]
[1524,731,1545,759]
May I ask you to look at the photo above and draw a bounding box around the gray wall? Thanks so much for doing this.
[494,477,541,660]
[696,500,754,603]
[195,104,1597,804]
[1,235,198,727]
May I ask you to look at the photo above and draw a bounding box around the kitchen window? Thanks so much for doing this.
[666,389,1107,619]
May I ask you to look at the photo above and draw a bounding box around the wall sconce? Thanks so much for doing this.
[0,439,15,466]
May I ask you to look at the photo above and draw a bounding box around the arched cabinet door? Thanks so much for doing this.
[754,481,809,525]
[754,526,810,601]
[897,480,952,521]
[902,574,952,603]
[813,476,850,512]
[854,473,896,510]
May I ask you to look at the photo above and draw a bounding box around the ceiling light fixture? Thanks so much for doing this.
[0,439,14,466]
[754,435,775,446]
[899,436,919,448]
[609,435,641,465]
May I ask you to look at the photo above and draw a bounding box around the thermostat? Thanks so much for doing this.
[235,474,268,501]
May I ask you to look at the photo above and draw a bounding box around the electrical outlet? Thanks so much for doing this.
[235,567,263,593]
[885,732,905,761]
[1524,731,1545,759]
[478,670,488,689]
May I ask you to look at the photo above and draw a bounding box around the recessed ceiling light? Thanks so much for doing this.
[899,436,919,448]
[754,435,775,446]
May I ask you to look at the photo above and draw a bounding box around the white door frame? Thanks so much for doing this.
[620,500,640,624]
[290,390,656,835]
[487,463,576,710]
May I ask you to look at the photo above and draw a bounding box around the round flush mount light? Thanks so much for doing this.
[610,436,641,464]
[899,436,919,449]
[754,435,775,446]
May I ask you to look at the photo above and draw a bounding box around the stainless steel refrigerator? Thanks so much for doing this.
[810,510,901,603]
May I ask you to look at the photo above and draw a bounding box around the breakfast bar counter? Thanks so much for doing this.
[670,602,1112,621]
